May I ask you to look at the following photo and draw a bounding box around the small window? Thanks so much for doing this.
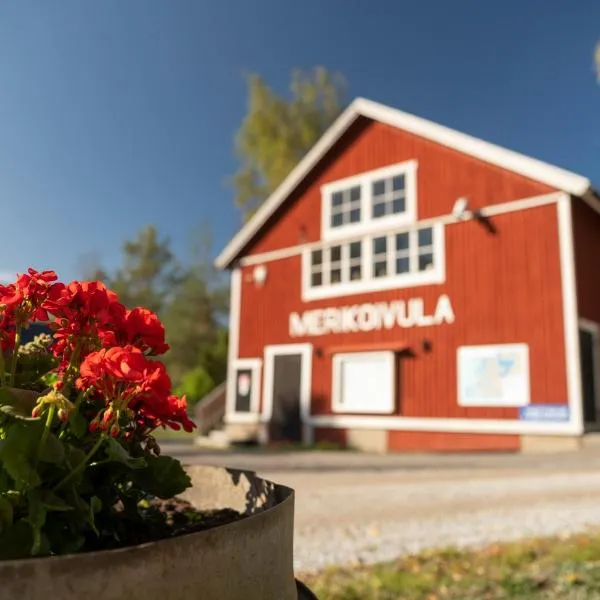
[330,244,342,284]
[330,185,361,229]
[231,359,262,415]
[418,227,434,271]
[372,174,406,219]
[373,236,388,278]
[333,352,395,414]
[348,241,362,281]
[310,249,324,288]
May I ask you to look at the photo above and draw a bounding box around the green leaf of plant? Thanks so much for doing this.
[0,387,39,421]
[105,437,146,469]
[0,520,33,559]
[0,423,43,490]
[0,495,13,533]
[26,490,47,555]
[71,492,99,537]
[132,455,191,499]
[38,432,65,464]
[68,410,88,439]
[37,489,73,512]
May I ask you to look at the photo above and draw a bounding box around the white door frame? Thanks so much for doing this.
[579,318,600,425]
[262,343,313,444]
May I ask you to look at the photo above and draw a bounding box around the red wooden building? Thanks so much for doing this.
[215,97,600,453]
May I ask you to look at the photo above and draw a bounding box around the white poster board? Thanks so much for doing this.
[457,344,530,407]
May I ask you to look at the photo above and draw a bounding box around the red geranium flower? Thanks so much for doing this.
[102,307,169,356]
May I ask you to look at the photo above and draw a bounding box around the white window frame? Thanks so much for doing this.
[332,351,396,414]
[226,358,262,420]
[321,160,418,242]
[302,222,445,302]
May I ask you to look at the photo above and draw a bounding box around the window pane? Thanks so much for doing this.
[311,249,322,266]
[311,272,322,287]
[350,264,361,281]
[330,245,341,262]
[373,236,387,255]
[418,227,433,247]
[338,354,394,413]
[349,208,361,223]
[395,232,409,251]
[331,213,343,228]
[372,180,385,196]
[330,268,342,283]
[392,197,405,214]
[331,192,343,207]
[396,257,410,274]
[349,241,361,259]
[392,175,405,191]
[374,261,387,278]
[373,202,386,219]
[350,186,361,202]
[418,253,434,271]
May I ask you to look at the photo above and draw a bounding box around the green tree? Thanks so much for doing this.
[232,66,347,220]
[106,225,180,314]
[160,222,229,387]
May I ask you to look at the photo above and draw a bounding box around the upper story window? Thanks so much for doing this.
[321,160,417,242]
[302,222,445,302]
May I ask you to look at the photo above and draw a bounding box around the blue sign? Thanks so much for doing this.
[519,405,570,422]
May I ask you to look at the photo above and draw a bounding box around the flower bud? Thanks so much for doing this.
[89,420,99,433]
[58,408,69,422]
[109,423,120,437]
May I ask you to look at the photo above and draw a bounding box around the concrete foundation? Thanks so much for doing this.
[521,435,583,453]
[346,428,388,453]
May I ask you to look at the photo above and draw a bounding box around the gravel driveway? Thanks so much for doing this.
[176,446,600,574]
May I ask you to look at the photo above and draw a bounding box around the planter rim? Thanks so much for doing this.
[0,465,293,567]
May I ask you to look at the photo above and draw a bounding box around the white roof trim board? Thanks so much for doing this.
[216,97,592,269]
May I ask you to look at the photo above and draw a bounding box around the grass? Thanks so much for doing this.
[304,531,600,599]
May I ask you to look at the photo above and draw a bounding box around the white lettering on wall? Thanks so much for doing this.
[289,294,455,338]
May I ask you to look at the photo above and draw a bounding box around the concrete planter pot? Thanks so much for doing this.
[0,465,309,600]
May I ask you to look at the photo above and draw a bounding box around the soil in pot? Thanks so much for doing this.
[83,497,247,552]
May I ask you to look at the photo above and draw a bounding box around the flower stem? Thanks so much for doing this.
[9,328,21,386]
[53,434,106,492]
[37,404,56,463]
[61,338,84,398]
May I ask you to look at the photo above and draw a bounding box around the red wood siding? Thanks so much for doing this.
[238,203,567,420]
[387,430,520,452]
[244,118,556,257]
[572,199,600,323]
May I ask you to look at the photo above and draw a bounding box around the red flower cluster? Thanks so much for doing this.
[77,346,194,434]
[0,268,194,436]
[0,269,63,346]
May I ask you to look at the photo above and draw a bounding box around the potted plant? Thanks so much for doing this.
[0,269,311,600]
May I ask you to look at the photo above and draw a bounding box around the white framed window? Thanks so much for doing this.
[302,222,444,301]
[226,358,262,417]
[308,240,363,288]
[321,160,417,242]
[332,351,395,414]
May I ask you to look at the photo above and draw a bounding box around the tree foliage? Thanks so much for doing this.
[104,226,180,314]
[232,66,347,220]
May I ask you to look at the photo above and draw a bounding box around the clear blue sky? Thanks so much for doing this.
[0,1,598,282]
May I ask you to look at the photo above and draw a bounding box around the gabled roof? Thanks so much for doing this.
[216,97,593,269]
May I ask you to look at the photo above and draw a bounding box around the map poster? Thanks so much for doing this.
[457,344,530,407]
